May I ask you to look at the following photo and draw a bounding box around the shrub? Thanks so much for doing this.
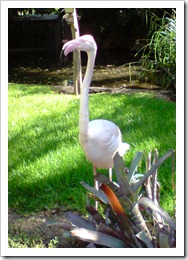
[137,10,176,92]
[46,149,176,248]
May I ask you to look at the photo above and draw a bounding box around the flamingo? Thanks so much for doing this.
[62,35,130,197]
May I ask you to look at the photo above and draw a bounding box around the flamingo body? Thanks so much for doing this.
[63,35,130,177]
[80,119,129,169]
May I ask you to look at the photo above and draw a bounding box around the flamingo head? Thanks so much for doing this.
[63,35,97,56]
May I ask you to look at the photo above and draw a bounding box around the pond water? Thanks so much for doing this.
[8,51,175,101]
[8,51,158,91]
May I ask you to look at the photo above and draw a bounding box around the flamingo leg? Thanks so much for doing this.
[93,166,99,210]
[109,168,112,182]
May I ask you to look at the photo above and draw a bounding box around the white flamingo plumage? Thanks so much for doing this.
[63,35,130,193]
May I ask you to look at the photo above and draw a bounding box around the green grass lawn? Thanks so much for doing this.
[8,83,176,215]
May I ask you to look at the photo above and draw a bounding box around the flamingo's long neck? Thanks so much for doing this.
[79,50,96,140]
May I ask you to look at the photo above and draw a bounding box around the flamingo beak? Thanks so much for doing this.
[62,39,80,56]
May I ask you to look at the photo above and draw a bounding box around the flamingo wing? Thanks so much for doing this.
[79,119,125,169]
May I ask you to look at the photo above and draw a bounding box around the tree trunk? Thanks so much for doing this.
[65,8,82,95]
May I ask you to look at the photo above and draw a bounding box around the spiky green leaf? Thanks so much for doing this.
[127,151,143,183]
[100,183,136,246]
[138,197,176,230]
[80,181,108,204]
[159,232,170,248]
[114,153,135,200]
[45,220,72,231]
[70,228,126,248]
[132,150,175,192]
[65,211,95,230]
[136,230,154,248]
[86,205,106,225]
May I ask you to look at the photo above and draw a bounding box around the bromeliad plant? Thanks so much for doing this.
[46,149,176,248]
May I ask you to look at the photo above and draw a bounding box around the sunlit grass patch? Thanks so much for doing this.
[8,83,176,215]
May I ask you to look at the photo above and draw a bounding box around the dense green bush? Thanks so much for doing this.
[137,10,176,92]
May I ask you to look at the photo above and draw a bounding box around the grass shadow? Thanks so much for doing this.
[9,87,92,213]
